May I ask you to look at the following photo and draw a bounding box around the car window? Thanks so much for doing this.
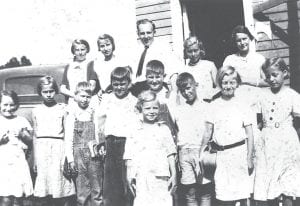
[5,76,42,96]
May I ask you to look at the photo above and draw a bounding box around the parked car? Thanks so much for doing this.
[0,64,67,122]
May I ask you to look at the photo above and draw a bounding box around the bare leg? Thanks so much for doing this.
[282,196,293,206]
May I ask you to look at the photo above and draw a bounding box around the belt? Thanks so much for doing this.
[211,140,245,151]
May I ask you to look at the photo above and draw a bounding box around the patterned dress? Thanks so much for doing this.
[255,87,300,199]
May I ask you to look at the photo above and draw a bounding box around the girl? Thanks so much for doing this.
[183,36,218,100]
[60,39,99,105]
[124,91,177,206]
[32,76,75,206]
[201,66,254,206]
[0,90,33,206]
[93,34,128,93]
[255,57,300,206]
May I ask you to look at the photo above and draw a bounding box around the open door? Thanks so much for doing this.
[182,0,245,68]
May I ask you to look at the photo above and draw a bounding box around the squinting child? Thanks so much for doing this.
[254,57,300,206]
[60,39,99,105]
[0,90,33,206]
[64,82,103,206]
[124,90,177,206]
[98,66,137,206]
[32,76,75,205]
[169,72,213,206]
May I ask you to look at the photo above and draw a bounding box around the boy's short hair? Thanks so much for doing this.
[0,90,19,111]
[176,72,196,90]
[262,57,289,79]
[135,90,160,113]
[217,66,242,87]
[146,60,165,75]
[183,36,206,59]
[111,66,132,83]
[136,19,156,33]
[97,34,115,52]
[75,81,93,95]
[71,39,90,54]
[37,76,59,96]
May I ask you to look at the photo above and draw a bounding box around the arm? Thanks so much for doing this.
[167,154,177,193]
[60,84,74,99]
[200,122,213,154]
[64,109,75,164]
[31,111,38,172]
[244,124,254,174]
[210,62,218,88]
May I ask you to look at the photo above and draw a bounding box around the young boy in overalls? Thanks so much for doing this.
[65,81,103,206]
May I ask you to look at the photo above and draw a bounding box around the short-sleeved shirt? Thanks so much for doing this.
[61,60,98,94]
[169,99,208,148]
[124,122,177,177]
[32,103,66,138]
[223,52,265,85]
[97,93,138,138]
[206,96,252,145]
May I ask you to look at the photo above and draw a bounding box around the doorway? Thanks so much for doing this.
[183,0,245,67]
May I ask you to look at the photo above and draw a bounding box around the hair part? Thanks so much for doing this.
[71,39,90,55]
[176,72,196,90]
[75,81,93,95]
[111,66,132,83]
[146,60,165,75]
[136,19,156,33]
[0,90,20,111]
[97,34,115,52]
[262,57,290,79]
[217,66,242,87]
[135,90,160,113]
[37,76,59,96]
[183,36,206,59]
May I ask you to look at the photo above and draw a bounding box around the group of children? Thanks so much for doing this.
[0,22,300,206]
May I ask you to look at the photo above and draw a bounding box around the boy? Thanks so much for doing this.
[169,72,213,206]
[98,66,138,206]
[131,59,177,138]
[64,82,103,206]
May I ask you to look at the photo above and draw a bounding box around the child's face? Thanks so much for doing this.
[142,100,159,124]
[112,79,130,99]
[75,90,91,109]
[186,44,201,63]
[265,66,286,91]
[0,95,17,118]
[138,22,155,47]
[98,39,113,58]
[179,79,197,104]
[146,70,165,92]
[235,33,250,53]
[41,84,56,104]
[74,43,88,62]
[221,74,238,99]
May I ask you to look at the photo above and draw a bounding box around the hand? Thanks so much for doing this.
[168,175,177,195]
[33,164,37,174]
[247,157,254,175]
[69,161,76,171]
[127,178,136,197]
[0,132,9,145]
[98,145,106,156]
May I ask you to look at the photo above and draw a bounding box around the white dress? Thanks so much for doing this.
[0,115,33,197]
[32,104,75,198]
[207,97,253,201]
[255,87,300,199]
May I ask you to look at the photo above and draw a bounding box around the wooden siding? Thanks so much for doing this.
[254,0,300,67]
[135,0,173,43]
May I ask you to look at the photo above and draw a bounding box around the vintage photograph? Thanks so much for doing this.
[0,0,299,206]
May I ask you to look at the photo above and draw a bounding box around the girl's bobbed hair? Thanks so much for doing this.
[217,66,242,88]
[135,90,160,113]
[37,76,59,96]
[71,39,90,55]
[0,90,19,111]
[97,34,115,52]
[231,25,254,43]
[183,36,206,59]
[262,57,290,79]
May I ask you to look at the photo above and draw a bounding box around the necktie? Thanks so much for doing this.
[136,46,149,77]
